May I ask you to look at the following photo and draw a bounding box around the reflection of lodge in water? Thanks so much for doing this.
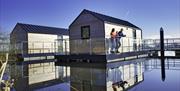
[106,59,144,91]
[6,58,180,91]
[7,62,70,91]
[7,58,146,91]
[69,58,145,91]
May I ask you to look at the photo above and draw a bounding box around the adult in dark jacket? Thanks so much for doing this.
[116,29,126,53]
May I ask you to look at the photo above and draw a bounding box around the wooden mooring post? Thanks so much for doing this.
[160,27,165,81]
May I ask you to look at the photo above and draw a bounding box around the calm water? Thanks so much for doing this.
[129,59,180,91]
[5,58,180,91]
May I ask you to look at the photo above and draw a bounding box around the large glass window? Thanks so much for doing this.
[81,26,90,39]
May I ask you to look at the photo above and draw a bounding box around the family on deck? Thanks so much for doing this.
[110,28,126,53]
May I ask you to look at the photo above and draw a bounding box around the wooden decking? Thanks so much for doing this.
[18,53,55,58]
[54,50,151,66]
[106,50,150,61]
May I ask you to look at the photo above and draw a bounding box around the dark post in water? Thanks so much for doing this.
[160,27,165,81]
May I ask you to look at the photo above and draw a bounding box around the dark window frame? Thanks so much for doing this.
[81,25,90,39]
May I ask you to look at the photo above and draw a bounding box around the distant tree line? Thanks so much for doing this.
[0,27,10,61]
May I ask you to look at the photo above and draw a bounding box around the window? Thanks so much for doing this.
[58,35,63,39]
[81,26,90,39]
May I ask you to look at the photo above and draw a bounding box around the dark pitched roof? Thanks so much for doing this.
[16,23,69,35]
[83,9,141,30]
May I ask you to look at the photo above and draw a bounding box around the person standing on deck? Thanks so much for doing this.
[110,28,117,53]
[116,29,126,53]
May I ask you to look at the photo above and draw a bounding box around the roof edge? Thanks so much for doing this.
[104,21,142,30]
[17,22,68,30]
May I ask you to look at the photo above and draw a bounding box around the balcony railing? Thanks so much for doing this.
[9,38,180,56]
[10,40,69,55]
[142,38,180,50]
[59,37,143,55]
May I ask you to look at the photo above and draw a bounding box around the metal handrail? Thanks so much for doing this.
[9,38,180,55]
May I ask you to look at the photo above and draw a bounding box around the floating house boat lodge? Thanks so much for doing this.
[9,9,178,91]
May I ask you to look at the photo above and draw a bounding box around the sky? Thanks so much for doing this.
[0,0,180,38]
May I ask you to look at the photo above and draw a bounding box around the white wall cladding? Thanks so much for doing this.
[28,33,57,53]
[104,22,141,38]
[28,33,58,42]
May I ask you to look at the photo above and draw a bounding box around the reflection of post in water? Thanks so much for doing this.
[160,27,165,81]
[161,58,165,81]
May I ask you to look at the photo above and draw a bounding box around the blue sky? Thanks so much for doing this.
[0,0,180,38]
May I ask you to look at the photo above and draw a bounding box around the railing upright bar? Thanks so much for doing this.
[167,39,168,49]
[21,42,23,55]
[54,41,56,53]
[90,38,92,55]
[43,42,44,53]
[122,38,123,53]
[128,38,130,52]
[33,42,34,54]
[65,40,67,55]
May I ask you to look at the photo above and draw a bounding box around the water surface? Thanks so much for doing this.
[6,58,180,91]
